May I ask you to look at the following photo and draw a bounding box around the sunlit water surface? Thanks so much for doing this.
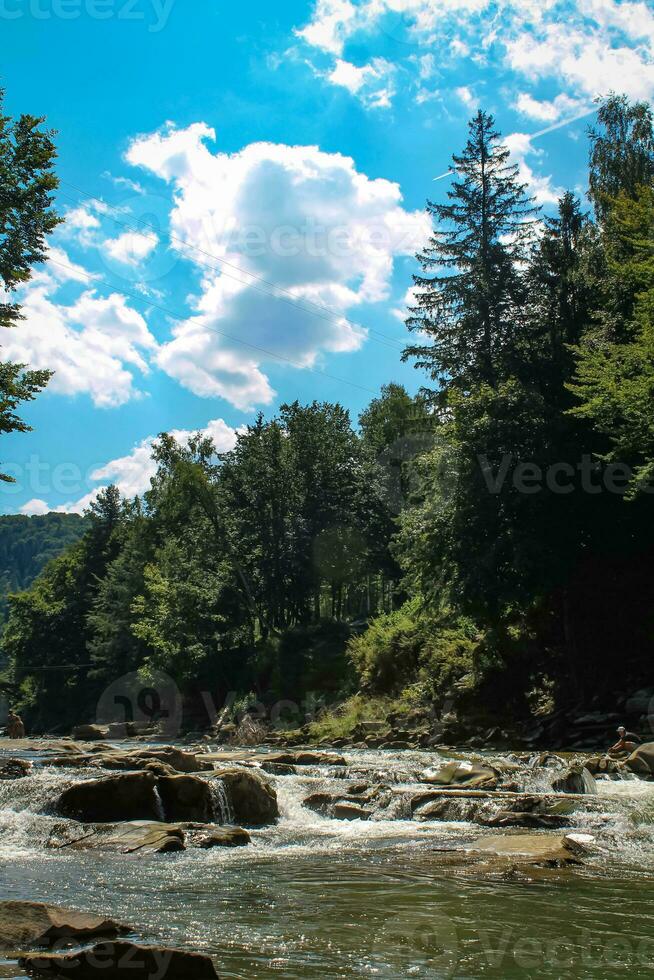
[2,745,654,978]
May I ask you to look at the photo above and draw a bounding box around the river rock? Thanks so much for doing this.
[52,821,186,855]
[0,758,31,779]
[265,751,346,767]
[156,775,214,822]
[625,742,654,778]
[211,769,278,825]
[333,802,371,820]
[420,760,499,790]
[551,766,597,794]
[71,725,109,741]
[0,901,128,950]
[193,827,251,848]
[468,833,584,867]
[56,772,161,823]
[20,941,219,979]
[584,755,623,776]
[481,811,571,829]
[48,747,212,775]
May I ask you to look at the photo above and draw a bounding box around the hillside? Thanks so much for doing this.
[0,514,87,621]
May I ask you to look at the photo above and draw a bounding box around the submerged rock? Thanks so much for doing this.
[71,725,108,741]
[551,766,597,794]
[20,941,219,979]
[0,901,128,950]
[210,769,278,825]
[468,833,585,867]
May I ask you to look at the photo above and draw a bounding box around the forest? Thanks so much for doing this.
[2,94,653,735]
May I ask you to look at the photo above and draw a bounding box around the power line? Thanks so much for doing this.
[56,180,408,354]
[48,256,380,397]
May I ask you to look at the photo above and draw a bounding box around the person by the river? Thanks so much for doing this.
[609,725,641,756]
[5,710,25,739]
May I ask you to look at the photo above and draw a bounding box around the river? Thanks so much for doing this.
[2,744,654,978]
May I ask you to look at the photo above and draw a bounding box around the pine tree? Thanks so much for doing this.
[405,110,539,399]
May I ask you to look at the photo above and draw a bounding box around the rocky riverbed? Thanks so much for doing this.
[2,737,654,977]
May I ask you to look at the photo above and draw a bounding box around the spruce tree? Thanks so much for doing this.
[405,110,539,400]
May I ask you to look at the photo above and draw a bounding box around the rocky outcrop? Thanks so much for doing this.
[210,769,278,825]
[56,772,161,823]
[20,941,219,979]
[332,802,371,820]
[551,766,597,794]
[625,742,654,779]
[0,901,127,950]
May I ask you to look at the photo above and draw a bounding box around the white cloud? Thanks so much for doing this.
[296,0,654,114]
[514,91,584,122]
[326,57,396,106]
[20,499,51,516]
[125,123,429,410]
[104,230,159,266]
[455,85,477,107]
[58,417,241,513]
[6,268,158,408]
[505,131,563,205]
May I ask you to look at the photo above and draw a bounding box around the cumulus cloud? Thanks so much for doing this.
[57,417,241,514]
[125,123,429,410]
[6,253,158,408]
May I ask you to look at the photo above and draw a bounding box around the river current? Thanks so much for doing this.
[1,744,654,978]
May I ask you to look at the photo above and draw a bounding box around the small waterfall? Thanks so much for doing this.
[209,778,234,825]
[153,785,166,822]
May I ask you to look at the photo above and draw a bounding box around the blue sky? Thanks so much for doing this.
[1,0,653,514]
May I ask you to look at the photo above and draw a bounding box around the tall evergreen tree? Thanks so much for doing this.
[405,110,539,399]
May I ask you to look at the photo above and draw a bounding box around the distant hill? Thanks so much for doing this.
[0,513,87,621]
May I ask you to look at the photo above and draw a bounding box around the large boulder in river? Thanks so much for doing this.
[56,772,161,823]
[157,775,213,822]
[48,747,211,775]
[625,742,654,778]
[212,769,278,825]
[421,760,499,790]
[0,758,31,779]
[0,901,127,950]
[551,765,597,794]
[21,941,219,979]
[71,725,109,741]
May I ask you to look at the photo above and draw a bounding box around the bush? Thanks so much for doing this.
[347,599,477,699]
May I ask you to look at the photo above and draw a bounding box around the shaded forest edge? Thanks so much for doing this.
[2,95,654,743]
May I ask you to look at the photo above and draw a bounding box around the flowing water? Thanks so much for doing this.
[2,744,654,978]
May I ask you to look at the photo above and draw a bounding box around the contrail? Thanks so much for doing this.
[433,104,599,180]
